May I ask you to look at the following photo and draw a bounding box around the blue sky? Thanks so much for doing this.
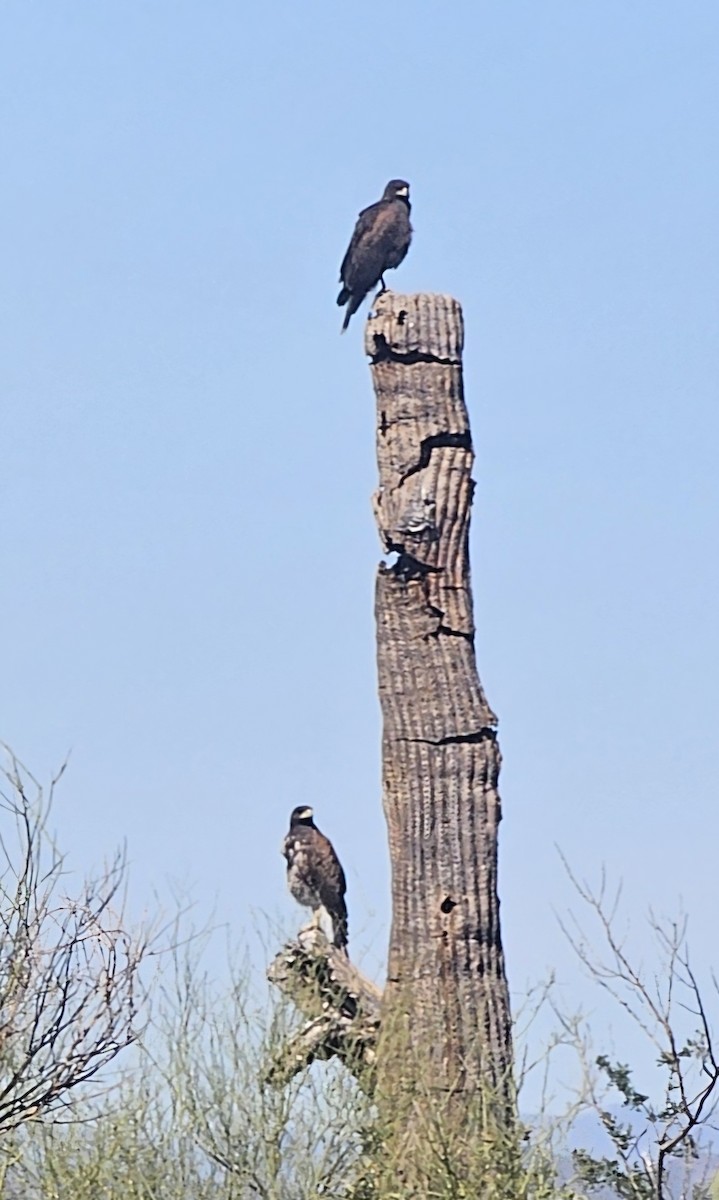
[2,2,718,1102]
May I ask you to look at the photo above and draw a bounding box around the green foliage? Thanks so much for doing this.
[7,1090,214,1200]
[569,1051,712,1200]
[337,1086,582,1200]
[572,1147,653,1200]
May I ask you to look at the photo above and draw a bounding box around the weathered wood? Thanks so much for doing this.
[266,929,381,1090]
[366,292,513,1104]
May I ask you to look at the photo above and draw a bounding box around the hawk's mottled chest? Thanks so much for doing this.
[283,836,321,910]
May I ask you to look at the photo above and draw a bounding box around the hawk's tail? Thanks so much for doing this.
[339,291,363,333]
[332,904,348,952]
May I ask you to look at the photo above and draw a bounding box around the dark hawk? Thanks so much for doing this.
[336,179,412,332]
[282,805,348,951]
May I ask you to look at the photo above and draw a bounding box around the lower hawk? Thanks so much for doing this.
[282,805,348,951]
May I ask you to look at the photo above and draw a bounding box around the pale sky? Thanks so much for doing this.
[2,1,718,1106]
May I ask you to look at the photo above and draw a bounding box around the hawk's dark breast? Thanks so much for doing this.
[340,200,411,296]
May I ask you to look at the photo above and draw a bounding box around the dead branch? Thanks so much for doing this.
[266,929,381,1091]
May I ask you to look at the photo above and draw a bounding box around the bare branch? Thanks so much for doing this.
[0,748,154,1131]
[558,853,719,1200]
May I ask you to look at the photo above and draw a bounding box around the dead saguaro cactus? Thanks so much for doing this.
[366,292,513,1105]
[268,292,512,1126]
